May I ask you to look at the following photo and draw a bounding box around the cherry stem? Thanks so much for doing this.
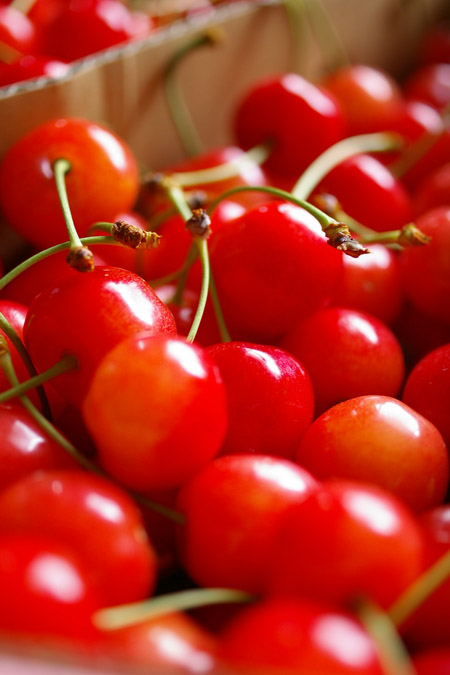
[150,243,199,289]
[292,132,403,200]
[354,598,416,675]
[389,548,450,628]
[0,312,51,419]
[0,236,120,292]
[0,353,77,404]
[93,587,255,631]
[208,272,232,343]
[9,0,37,13]
[281,0,309,73]
[0,338,185,524]
[164,29,225,158]
[300,0,350,73]
[169,144,271,188]
[390,127,446,178]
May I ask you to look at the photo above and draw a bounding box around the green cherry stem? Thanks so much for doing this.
[169,144,271,188]
[301,0,350,74]
[208,273,232,343]
[355,598,416,675]
[53,158,94,272]
[0,312,51,419]
[93,587,255,631]
[0,354,77,404]
[291,132,403,200]
[390,127,446,178]
[389,548,450,628]
[164,29,225,158]
[186,236,209,343]
[0,236,120,292]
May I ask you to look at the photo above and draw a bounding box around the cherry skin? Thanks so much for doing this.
[0,55,70,88]
[0,6,36,53]
[218,597,385,675]
[0,401,77,490]
[392,301,450,369]
[40,0,153,63]
[331,244,404,325]
[413,162,450,216]
[82,333,228,492]
[321,64,404,135]
[0,533,101,643]
[315,154,413,232]
[0,469,157,606]
[403,63,450,110]
[24,266,176,407]
[233,73,346,179]
[267,479,425,608]
[175,454,318,593]
[205,342,314,459]
[281,307,405,415]
[402,343,450,452]
[209,201,344,342]
[413,650,450,675]
[0,117,140,248]
[295,395,448,513]
[400,207,450,326]
[100,611,217,671]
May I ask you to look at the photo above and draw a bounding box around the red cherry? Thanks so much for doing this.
[175,454,318,593]
[40,0,152,62]
[0,533,101,642]
[24,266,176,407]
[315,154,413,232]
[402,343,450,448]
[0,117,140,248]
[218,597,385,675]
[233,73,346,178]
[321,64,404,135]
[0,402,77,490]
[0,469,157,606]
[205,342,314,458]
[155,284,221,347]
[404,63,450,110]
[0,54,70,88]
[414,162,450,215]
[295,395,448,513]
[281,307,405,414]
[82,333,228,492]
[331,244,404,324]
[413,649,450,675]
[0,6,36,53]
[100,612,217,671]
[400,207,450,326]
[209,201,344,342]
[392,301,450,368]
[267,480,425,607]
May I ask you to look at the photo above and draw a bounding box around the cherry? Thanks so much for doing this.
[0,117,140,248]
[218,597,385,674]
[413,649,450,674]
[393,301,450,369]
[0,533,101,642]
[0,54,70,88]
[267,480,425,608]
[402,343,450,449]
[209,201,344,342]
[413,162,450,215]
[0,469,157,606]
[233,73,346,179]
[315,154,413,232]
[294,395,448,513]
[321,64,404,135]
[403,63,450,110]
[23,266,176,407]
[0,5,36,53]
[281,307,405,415]
[82,333,228,492]
[0,401,77,490]
[0,298,38,400]
[205,341,314,459]
[155,284,221,347]
[99,611,217,671]
[175,454,318,593]
[331,244,404,325]
[39,0,153,63]
[400,206,450,326]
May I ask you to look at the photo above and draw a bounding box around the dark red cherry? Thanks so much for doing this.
[404,63,450,110]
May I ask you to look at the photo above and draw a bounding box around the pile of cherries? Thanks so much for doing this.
[0,0,219,88]
[0,15,449,675]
